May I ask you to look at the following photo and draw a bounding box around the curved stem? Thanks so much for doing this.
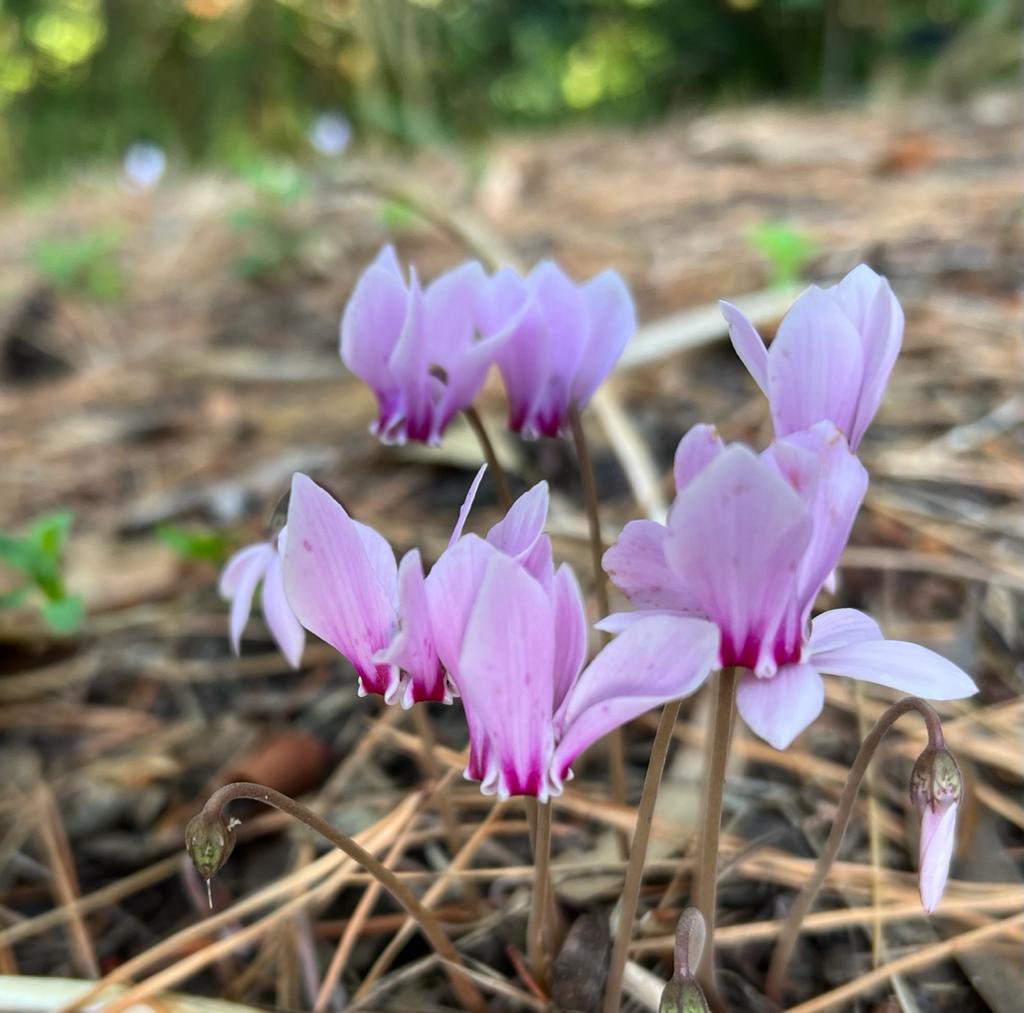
[766,696,945,1000]
[693,667,738,1004]
[191,782,485,1013]
[464,405,512,511]
[528,801,553,987]
[569,402,628,859]
[603,699,682,1013]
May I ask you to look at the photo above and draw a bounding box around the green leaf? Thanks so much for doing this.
[0,533,40,576]
[748,222,817,288]
[41,594,85,634]
[29,509,74,559]
[0,586,29,609]
[157,524,231,564]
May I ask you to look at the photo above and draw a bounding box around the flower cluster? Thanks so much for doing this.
[218,256,977,914]
[340,247,635,443]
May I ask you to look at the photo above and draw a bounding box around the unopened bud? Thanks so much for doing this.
[185,810,237,882]
[659,908,710,1013]
[910,747,962,814]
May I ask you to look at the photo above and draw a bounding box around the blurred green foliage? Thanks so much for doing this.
[157,523,232,565]
[0,510,84,633]
[0,0,1009,191]
[748,221,817,287]
[32,230,124,299]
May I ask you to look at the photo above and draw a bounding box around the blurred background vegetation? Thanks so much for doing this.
[0,0,1016,192]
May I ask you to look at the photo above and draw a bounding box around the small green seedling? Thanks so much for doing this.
[0,510,84,633]
[748,221,816,288]
[157,524,231,565]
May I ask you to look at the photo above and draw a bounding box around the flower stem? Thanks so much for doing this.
[603,698,682,1013]
[766,696,945,1001]
[693,666,738,1000]
[528,800,553,986]
[464,405,512,511]
[188,782,485,1013]
[568,402,628,859]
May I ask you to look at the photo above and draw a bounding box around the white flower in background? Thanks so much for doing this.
[122,143,166,192]
[309,112,351,157]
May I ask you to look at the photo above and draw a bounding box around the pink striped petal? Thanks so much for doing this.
[735,663,825,750]
[919,801,957,913]
[810,638,977,700]
[486,481,549,558]
[282,474,399,697]
[225,546,271,656]
[603,519,698,612]
[340,262,408,400]
[260,552,306,669]
[552,615,719,787]
[571,269,635,408]
[767,287,865,443]
[448,464,488,547]
[459,551,556,800]
[673,424,725,494]
[720,300,769,394]
[808,608,882,655]
[219,543,272,600]
[551,563,588,711]
[374,550,449,708]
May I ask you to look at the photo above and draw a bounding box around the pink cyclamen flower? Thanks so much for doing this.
[911,747,962,912]
[219,532,305,668]
[426,534,719,800]
[340,247,508,446]
[476,260,635,438]
[721,264,903,449]
[603,422,977,750]
[280,467,551,708]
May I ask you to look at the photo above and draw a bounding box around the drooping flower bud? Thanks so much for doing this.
[186,810,237,883]
[659,908,711,1013]
[910,746,963,913]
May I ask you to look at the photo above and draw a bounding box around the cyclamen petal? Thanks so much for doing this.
[551,563,588,711]
[919,801,957,913]
[735,663,825,751]
[552,615,719,787]
[224,545,272,655]
[458,551,556,800]
[282,474,398,697]
[260,552,306,669]
[486,481,549,559]
[373,550,449,707]
[810,636,978,700]
[603,519,698,612]
[808,608,883,654]
[570,270,636,407]
[673,424,725,494]
[720,300,769,394]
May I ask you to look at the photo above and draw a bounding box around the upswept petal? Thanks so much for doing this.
[226,547,270,655]
[459,551,556,800]
[370,244,404,279]
[603,519,698,612]
[595,609,686,635]
[664,447,812,674]
[448,464,487,547]
[374,549,448,707]
[486,481,549,558]
[808,608,882,656]
[282,474,399,697]
[219,543,272,599]
[570,269,635,407]
[810,638,977,700]
[919,802,957,913]
[551,563,588,711]
[735,663,825,750]
[673,424,725,494]
[340,263,408,394]
[260,552,306,669]
[387,271,433,443]
[527,261,589,393]
[494,296,548,433]
[520,533,554,590]
[767,287,865,442]
[424,533,494,676]
[424,261,487,364]
[720,300,769,394]
[552,615,719,786]
[763,421,867,606]
[833,266,903,447]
